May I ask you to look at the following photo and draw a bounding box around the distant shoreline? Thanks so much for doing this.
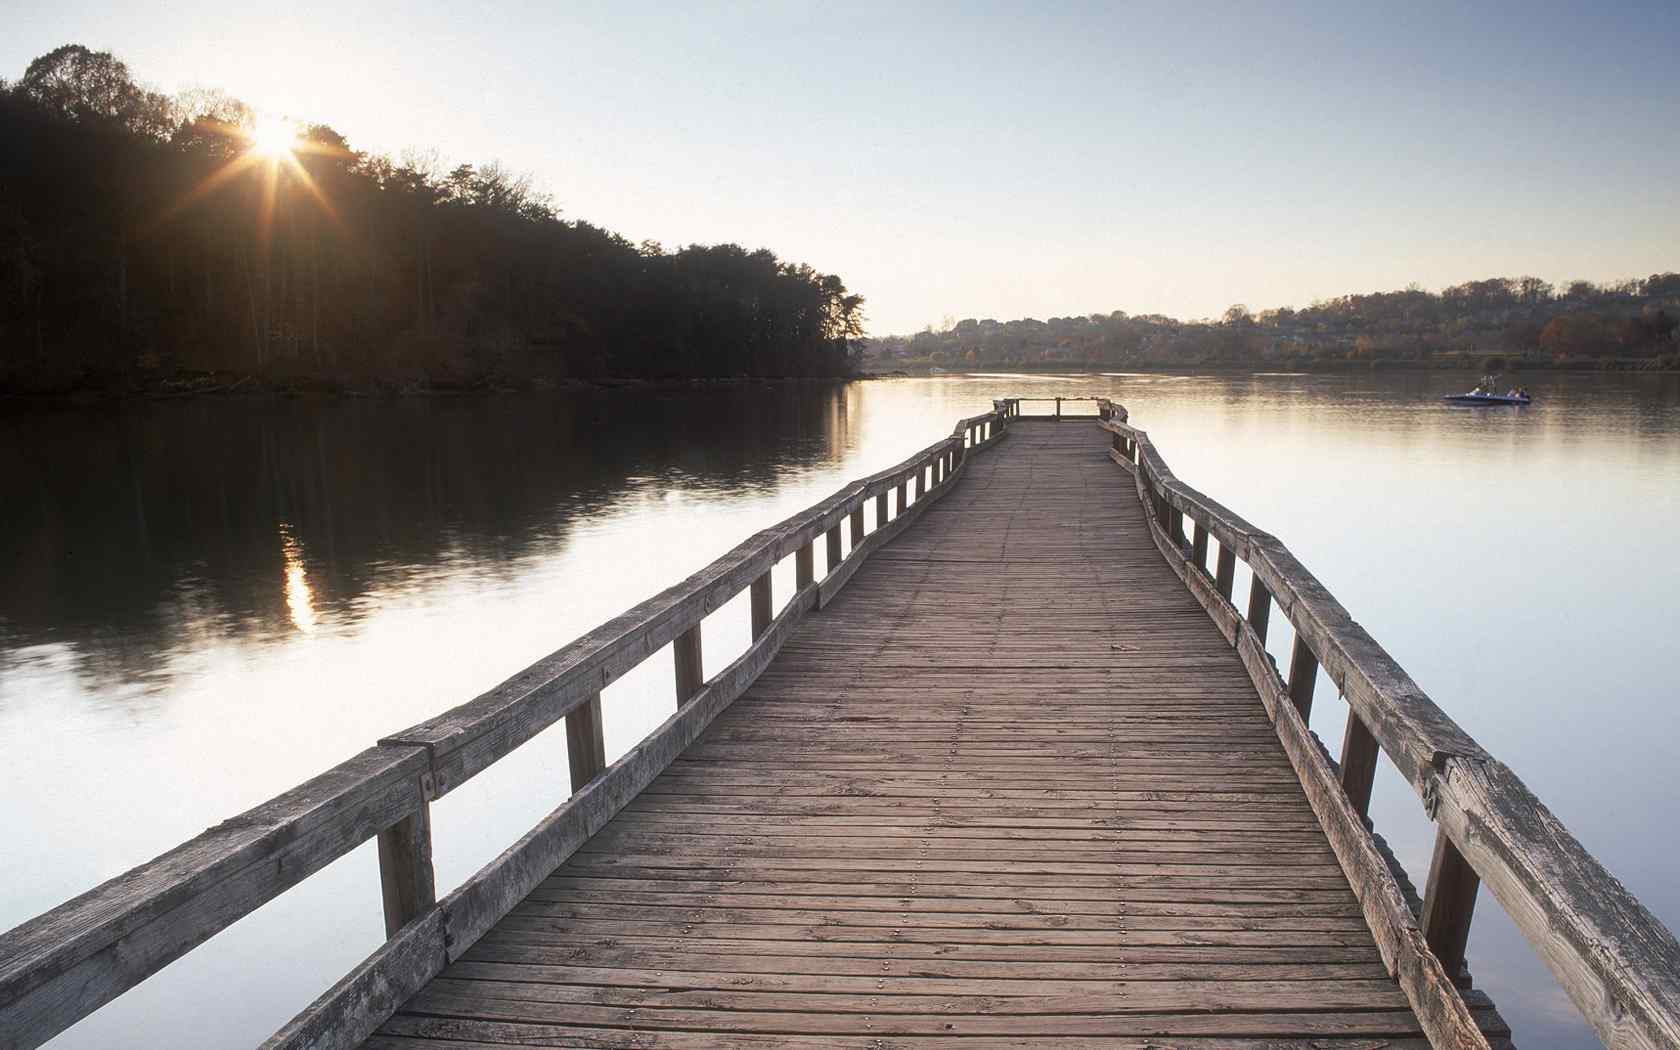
[0,372,865,406]
[868,358,1679,378]
[9,359,1677,405]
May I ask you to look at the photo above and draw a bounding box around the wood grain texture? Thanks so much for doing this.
[363,422,1507,1049]
[1121,405,1680,1050]
[1135,486,1497,1050]
[0,745,431,1050]
[1422,827,1480,986]
[564,694,606,791]
[377,807,436,939]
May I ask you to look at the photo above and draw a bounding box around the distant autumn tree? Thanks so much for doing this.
[1539,315,1610,357]
[1514,276,1553,304]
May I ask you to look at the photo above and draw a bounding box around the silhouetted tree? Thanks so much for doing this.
[0,45,864,393]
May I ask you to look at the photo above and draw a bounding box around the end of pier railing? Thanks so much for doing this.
[0,403,1018,1050]
[1095,396,1680,1050]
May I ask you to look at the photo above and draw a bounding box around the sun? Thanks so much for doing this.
[246,115,299,158]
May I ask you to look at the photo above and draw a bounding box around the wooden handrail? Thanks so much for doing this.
[0,403,1015,1050]
[1095,397,1680,1050]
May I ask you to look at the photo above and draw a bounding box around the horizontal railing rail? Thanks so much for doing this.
[0,403,1015,1050]
[1094,398,1680,1050]
[999,396,1103,419]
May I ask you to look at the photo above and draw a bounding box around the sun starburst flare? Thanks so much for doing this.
[246,115,300,158]
[146,112,348,236]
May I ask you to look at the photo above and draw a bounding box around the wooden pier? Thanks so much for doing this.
[3,399,1678,1050]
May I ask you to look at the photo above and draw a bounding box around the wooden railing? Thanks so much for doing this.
[0,404,1014,1050]
[1003,395,1104,418]
[1095,398,1680,1050]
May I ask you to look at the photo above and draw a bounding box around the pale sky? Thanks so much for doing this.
[7,1,1678,334]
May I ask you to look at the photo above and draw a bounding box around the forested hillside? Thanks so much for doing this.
[0,46,864,394]
[870,276,1680,372]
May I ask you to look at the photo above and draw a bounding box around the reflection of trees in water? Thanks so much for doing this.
[0,385,850,692]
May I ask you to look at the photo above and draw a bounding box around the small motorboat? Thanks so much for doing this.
[1442,390,1532,406]
[1442,375,1532,406]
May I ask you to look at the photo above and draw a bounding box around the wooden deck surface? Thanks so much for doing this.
[365,422,1509,1049]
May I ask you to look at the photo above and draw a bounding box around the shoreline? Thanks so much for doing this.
[870,360,1679,378]
[7,361,1676,405]
[0,371,871,406]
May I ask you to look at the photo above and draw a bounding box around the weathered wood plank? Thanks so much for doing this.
[563,693,605,791]
[1287,633,1317,719]
[1121,406,1680,1050]
[673,624,704,705]
[376,807,436,939]
[1421,826,1480,986]
[0,745,430,1050]
[256,419,1034,1050]
[1339,712,1380,821]
[1214,544,1236,601]
[1131,440,1494,1050]
[1246,574,1272,642]
[357,421,1489,1050]
[1432,756,1680,1050]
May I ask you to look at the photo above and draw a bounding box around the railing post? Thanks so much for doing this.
[1215,546,1236,601]
[1339,713,1379,820]
[825,522,842,572]
[1169,508,1186,550]
[1287,634,1318,719]
[750,570,773,636]
[376,805,435,938]
[1246,576,1272,642]
[875,490,888,525]
[1421,828,1480,985]
[795,540,814,588]
[1055,397,1061,419]
[849,506,865,549]
[566,692,607,790]
[1191,523,1209,573]
[674,622,704,704]
[895,479,908,514]
[1112,430,1123,455]
[915,464,927,498]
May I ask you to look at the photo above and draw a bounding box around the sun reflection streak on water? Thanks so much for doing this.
[279,525,317,634]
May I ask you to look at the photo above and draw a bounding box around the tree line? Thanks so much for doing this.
[1,45,864,394]
[870,274,1680,372]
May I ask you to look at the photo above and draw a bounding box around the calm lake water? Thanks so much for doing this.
[3,372,1676,1048]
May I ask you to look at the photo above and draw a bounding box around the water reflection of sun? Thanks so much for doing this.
[279,525,318,634]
